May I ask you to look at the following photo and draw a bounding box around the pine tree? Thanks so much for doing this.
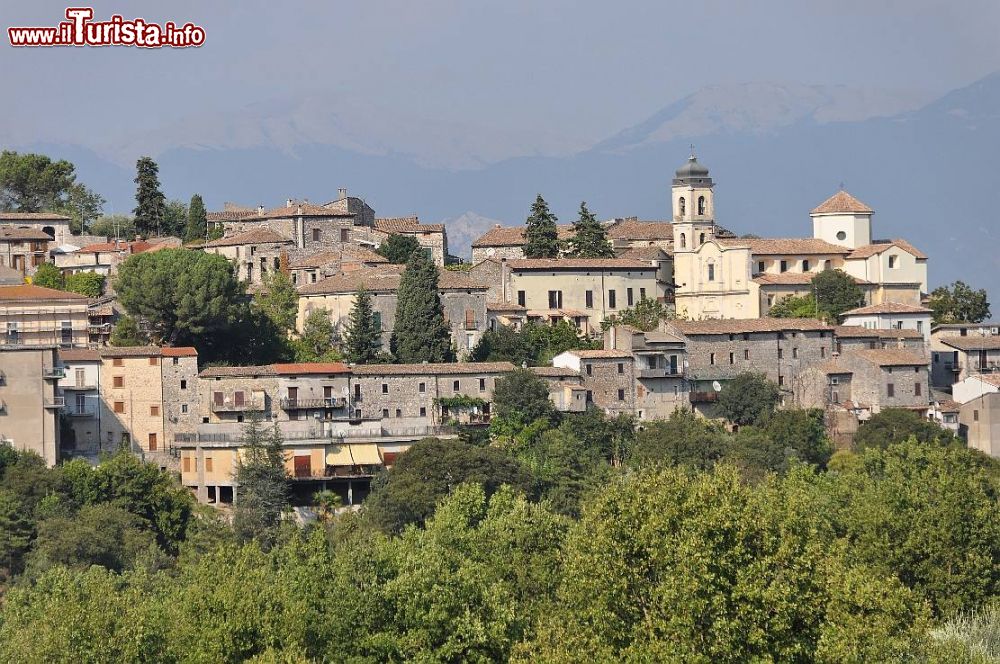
[568,201,613,258]
[390,249,454,363]
[523,194,560,259]
[133,157,165,238]
[185,194,207,243]
[254,270,298,334]
[343,286,383,364]
[233,413,289,549]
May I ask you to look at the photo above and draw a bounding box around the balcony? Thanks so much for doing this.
[210,399,262,413]
[88,323,112,334]
[42,367,65,380]
[280,397,347,410]
[44,396,65,409]
[689,391,719,403]
[66,407,97,418]
[639,367,682,379]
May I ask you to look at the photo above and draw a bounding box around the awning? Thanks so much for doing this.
[350,444,381,465]
[326,444,353,466]
[325,443,382,466]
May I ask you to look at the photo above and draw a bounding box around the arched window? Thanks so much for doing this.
[699,232,705,245]
[678,197,686,217]
[679,233,686,249]
[697,196,706,215]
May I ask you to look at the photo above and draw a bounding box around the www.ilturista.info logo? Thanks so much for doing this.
[8,7,205,48]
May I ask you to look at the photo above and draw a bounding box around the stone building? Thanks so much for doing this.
[841,302,933,344]
[833,325,925,353]
[470,224,575,263]
[530,365,588,413]
[0,227,50,276]
[604,325,688,420]
[0,211,72,246]
[799,349,930,417]
[932,335,1000,386]
[551,349,636,417]
[57,348,102,453]
[373,217,448,266]
[0,345,62,466]
[54,237,181,278]
[959,392,1000,458]
[0,284,90,348]
[289,246,389,287]
[200,229,293,285]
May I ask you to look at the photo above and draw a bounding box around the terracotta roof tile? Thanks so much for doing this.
[162,347,198,357]
[607,220,674,241]
[616,246,670,261]
[939,336,1000,351]
[272,362,349,375]
[0,284,89,301]
[565,349,632,359]
[471,224,575,248]
[719,237,850,255]
[487,301,527,311]
[754,272,871,286]
[58,348,101,362]
[0,212,71,221]
[351,361,515,375]
[0,227,52,241]
[202,229,292,247]
[100,346,165,358]
[811,190,873,214]
[206,209,260,222]
[842,302,931,315]
[507,258,655,270]
[969,373,1000,388]
[531,366,580,377]
[672,318,831,335]
[847,239,928,260]
[374,217,445,234]
[291,247,388,269]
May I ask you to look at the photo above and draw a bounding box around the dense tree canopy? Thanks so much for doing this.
[390,248,454,363]
[567,201,613,258]
[254,269,298,334]
[376,233,421,264]
[928,280,991,324]
[716,371,782,426]
[0,150,104,234]
[291,309,342,363]
[471,320,599,366]
[768,293,820,318]
[853,407,959,451]
[601,297,673,331]
[813,269,866,320]
[523,194,560,259]
[89,214,135,240]
[132,156,165,237]
[30,262,62,289]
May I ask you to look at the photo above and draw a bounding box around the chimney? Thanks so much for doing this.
[338,188,347,201]
[286,198,293,208]
[257,205,264,215]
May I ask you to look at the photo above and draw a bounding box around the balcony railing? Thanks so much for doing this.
[689,391,719,403]
[639,367,682,379]
[174,424,456,446]
[280,397,347,410]
[43,396,65,409]
[42,367,65,380]
[210,399,262,413]
[88,323,112,334]
[66,407,97,418]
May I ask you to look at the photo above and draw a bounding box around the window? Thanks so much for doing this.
[381,383,388,394]
[729,352,734,365]
[180,379,187,390]
[888,255,897,268]
[836,230,847,241]
[585,290,594,308]
[205,457,213,473]
[213,391,223,406]
[697,196,706,215]
[678,197,686,216]
[802,260,810,271]
[149,357,158,366]
[916,321,924,333]
[395,408,401,418]
[354,384,361,400]
[113,376,124,388]
[453,380,460,392]
[707,263,715,281]
[586,390,593,402]
[517,290,526,307]
[618,388,625,401]
[181,404,188,414]
[74,368,85,387]
[148,433,157,451]
[234,391,245,407]
[778,375,784,386]
[679,233,686,249]
[780,260,788,273]
[914,382,922,396]
[113,358,123,367]
[75,394,86,415]
[172,357,179,365]
[627,288,634,306]
[310,273,317,283]
[418,382,426,393]
[381,408,389,418]
[757,261,765,274]
[60,321,72,345]
[420,407,426,417]
[182,457,190,473]
[373,311,382,331]
[744,349,750,360]
[114,401,124,413]
[586,364,593,376]
[548,290,563,309]
[312,228,321,242]
[5,322,19,344]
[821,347,826,358]
[608,290,617,309]
[792,348,798,359]
[640,287,646,300]
[699,233,705,245]
[150,405,160,417]
[710,353,716,365]
[340,228,349,242]
[974,409,980,422]
[617,363,624,374]
[479,378,486,391]
[887,383,895,397]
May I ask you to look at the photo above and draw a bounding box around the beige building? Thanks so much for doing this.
[471,224,575,263]
[959,392,1000,458]
[799,348,930,418]
[0,345,62,465]
[0,284,90,347]
[289,246,389,287]
[840,302,933,344]
[604,325,688,421]
[0,211,72,246]
[0,227,50,276]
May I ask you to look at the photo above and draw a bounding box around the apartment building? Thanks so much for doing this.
[0,227,50,276]
[0,284,90,348]
[58,348,102,453]
[840,302,933,344]
[552,349,636,417]
[0,345,62,466]
[604,325,688,420]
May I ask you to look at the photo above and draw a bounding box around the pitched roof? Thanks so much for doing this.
[507,258,654,270]
[200,365,277,378]
[939,336,1000,351]
[272,362,349,375]
[0,265,23,284]
[487,301,527,311]
[834,325,923,339]
[58,348,101,362]
[969,373,1000,388]
[842,302,932,316]
[77,239,166,254]
[206,208,260,222]
[351,361,515,376]
[672,318,830,335]
[531,366,580,377]
[719,237,850,256]
[297,266,491,296]
[847,239,928,260]
[162,347,198,357]
[607,220,673,241]
[0,227,52,241]
[754,272,870,286]
[374,217,445,234]
[0,212,71,221]
[290,247,388,269]
[849,349,928,367]
[616,246,670,261]
[563,349,632,359]
[100,346,163,358]
[258,203,352,220]
[811,190,873,215]
[471,224,574,248]
[0,284,89,301]
[202,229,292,248]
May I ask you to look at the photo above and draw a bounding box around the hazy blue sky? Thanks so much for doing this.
[3,0,999,149]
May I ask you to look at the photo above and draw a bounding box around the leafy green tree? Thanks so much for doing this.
[928,280,991,324]
[254,269,298,334]
[377,234,421,264]
[853,407,958,451]
[491,368,560,433]
[601,297,673,331]
[390,248,454,363]
[0,150,104,234]
[31,261,62,289]
[89,214,136,240]
[133,156,166,237]
[631,408,729,470]
[725,427,794,480]
[929,599,1000,662]
[291,308,342,362]
[764,408,833,467]
[343,287,383,364]
[109,315,146,347]
[716,372,781,426]
[567,201,613,258]
[65,271,105,297]
[185,194,207,243]
[115,248,243,346]
[161,199,188,238]
[523,194,560,259]
[813,269,865,320]
[472,320,599,366]
[363,438,537,534]
[769,293,820,318]
[233,415,290,549]
[511,425,610,517]
[0,489,33,579]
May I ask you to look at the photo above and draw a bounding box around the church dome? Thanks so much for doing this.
[675,155,709,179]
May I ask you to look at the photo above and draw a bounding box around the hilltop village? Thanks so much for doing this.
[0,152,994,506]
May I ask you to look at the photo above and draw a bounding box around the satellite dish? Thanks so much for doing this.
[712,381,722,392]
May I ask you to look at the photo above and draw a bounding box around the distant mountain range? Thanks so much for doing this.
[10,74,1000,297]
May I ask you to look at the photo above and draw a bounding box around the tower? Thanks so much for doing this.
[810,189,873,249]
[671,152,716,253]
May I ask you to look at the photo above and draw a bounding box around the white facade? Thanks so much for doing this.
[840,307,932,344]
[952,373,1000,405]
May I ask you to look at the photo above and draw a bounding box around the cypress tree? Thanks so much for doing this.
[133,156,165,238]
[185,193,207,243]
[343,286,383,364]
[390,249,454,363]
[523,194,560,259]
[568,201,614,258]
[233,413,289,549]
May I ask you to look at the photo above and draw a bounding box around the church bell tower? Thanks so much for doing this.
[672,151,716,254]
